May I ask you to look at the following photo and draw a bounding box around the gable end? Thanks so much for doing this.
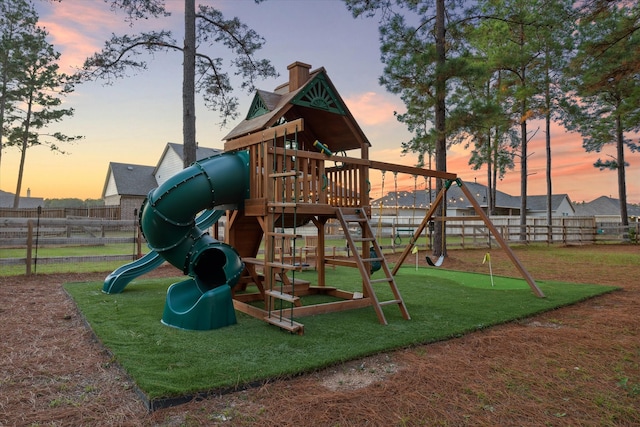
[291,73,346,115]
[246,92,270,120]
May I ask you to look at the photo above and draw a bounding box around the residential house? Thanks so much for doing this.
[0,189,44,209]
[372,181,575,219]
[574,196,640,223]
[101,143,223,220]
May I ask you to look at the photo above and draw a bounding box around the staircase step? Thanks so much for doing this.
[265,290,300,303]
[264,315,304,334]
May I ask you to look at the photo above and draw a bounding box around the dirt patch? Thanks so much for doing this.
[319,353,404,392]
[1,246,639,426]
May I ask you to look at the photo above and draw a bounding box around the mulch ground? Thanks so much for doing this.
[1,245,638,426]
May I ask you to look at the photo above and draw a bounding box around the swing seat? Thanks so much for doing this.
[426,255,444,267]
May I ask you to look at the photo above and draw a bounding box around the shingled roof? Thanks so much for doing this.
[0,189,44,208]
[105,163,157,197]
[223,61,370,154]
[575,196,640,217]
[372,182,520,210]
[372,182,574,215]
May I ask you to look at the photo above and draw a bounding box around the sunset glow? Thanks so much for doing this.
[0,1,637,204]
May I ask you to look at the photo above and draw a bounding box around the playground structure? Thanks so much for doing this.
[104,61,543,334]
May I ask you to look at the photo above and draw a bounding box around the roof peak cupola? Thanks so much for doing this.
[287,61,311,91]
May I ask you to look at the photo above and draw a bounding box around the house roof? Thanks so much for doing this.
[160,143,223,165]
[527,194,575,214]
[104,163,157,197]
[223,62,371,154]
[0,189,44,208]
[574,196,640,217]
[372,182,572,213]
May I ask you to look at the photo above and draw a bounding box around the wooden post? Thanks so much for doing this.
[26,220,33,276]
[137,226,143,258]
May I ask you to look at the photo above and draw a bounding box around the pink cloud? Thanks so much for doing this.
[343,92,401,126]
[38,1,179,72]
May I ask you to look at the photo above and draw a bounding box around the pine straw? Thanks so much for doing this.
[1,247,639,426]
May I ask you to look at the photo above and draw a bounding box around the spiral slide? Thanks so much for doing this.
[107,150,251,331]
[102,209,225,294]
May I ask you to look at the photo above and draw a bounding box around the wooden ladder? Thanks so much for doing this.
[336,207,411,325]
[262,167,305,334]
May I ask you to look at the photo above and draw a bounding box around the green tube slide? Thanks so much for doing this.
[102,209,225,294]
[136,150,250,330]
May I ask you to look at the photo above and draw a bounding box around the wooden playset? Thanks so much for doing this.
[217,61,543,334]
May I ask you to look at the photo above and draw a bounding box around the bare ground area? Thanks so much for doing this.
[1,245,639,426]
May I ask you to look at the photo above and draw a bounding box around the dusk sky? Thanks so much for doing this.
[1,0,638,204]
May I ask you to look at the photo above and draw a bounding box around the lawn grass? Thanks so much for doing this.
[64,264,616,405]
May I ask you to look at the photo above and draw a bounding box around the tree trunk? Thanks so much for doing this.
[545,58,553,242]
[519,107,527,242]
[182,0,196,168]
[433,0,447,257]
[616,114,629,227]
[485,81,492,216]
[13,101,32,208]
[0,67,7,172]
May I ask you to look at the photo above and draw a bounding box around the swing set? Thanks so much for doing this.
[390,177,545,298]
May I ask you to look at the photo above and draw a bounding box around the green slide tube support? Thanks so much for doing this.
[137,150,250,330]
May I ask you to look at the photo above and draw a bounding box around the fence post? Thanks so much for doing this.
[137,224,142,258]
[26,220,33,275]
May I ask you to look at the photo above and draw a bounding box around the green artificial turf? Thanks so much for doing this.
[64,266,616,401]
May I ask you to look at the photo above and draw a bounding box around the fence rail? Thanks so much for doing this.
[0,206,120,219]
[1,217,143,275]
[1,215,637,275]
[368,215,639,248]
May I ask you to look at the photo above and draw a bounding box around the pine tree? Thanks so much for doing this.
[78,0,277,168]
[561,4,640,227]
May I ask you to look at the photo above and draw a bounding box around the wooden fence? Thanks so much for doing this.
[0,206,120,219]
[1,215,637,275]
[0,217,141,275]
[366,215,639,248]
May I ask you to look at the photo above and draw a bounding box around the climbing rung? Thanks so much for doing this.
[370,277,394,284]
[269,171,300,178]
[268,202,298,208]
[324,258,358,268]
[341,215,366,222]
[264,316,304,334]
[379,299,402,306]
[362,257,383,262]
[267,231,301,238]
[265,290,300,303]
[266,261,302,271]
[353,237,375,242]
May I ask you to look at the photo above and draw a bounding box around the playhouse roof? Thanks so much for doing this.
[223,61,370,153]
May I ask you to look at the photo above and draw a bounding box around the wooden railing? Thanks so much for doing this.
[247,144,367,207]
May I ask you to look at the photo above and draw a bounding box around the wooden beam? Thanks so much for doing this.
[368,160,457,180]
